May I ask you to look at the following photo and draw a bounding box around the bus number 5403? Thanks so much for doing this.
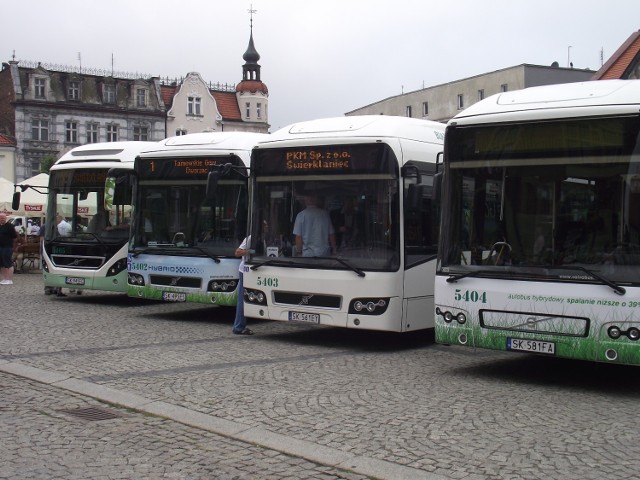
[455,289,487,303]
[256,276,279,288]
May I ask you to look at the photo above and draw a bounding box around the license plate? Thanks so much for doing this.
[507,337,555,355]
[162,292,186,302]
[65,277,86,285]
[288,311,320,324]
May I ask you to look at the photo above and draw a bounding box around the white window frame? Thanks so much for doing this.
[176,128,187,136]
[86,123,99,143]
[69,81,80,100]
[245,102,251,118]
[256,102,262,119]
[136,88,147,107]
[104,84,116,104]
[457,94,464,110]
[34,78,46,98]
[31,119,49,141]
[106,124,119,142]
[187,96,201,115]
[422,102,429,117]
[65,121,78,143]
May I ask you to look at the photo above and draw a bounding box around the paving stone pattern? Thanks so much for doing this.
[2,273,640,479]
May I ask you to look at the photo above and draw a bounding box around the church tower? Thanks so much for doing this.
[235,8,269,130]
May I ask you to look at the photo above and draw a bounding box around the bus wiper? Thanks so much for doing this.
[315,256,366,277]
[552,265,626,295]
[191,245,221,263]
[446,269,497,283]
[251,258,296,270]
[132,247,161,258]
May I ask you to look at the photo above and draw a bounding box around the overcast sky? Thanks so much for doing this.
[3,1,640,131]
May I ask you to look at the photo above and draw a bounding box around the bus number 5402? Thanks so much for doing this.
[455,289,487,303]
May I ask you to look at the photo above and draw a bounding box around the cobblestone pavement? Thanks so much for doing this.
[2,272,640,479]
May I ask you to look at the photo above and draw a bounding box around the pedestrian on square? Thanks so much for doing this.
[0,213,18,285]
[232,236,254,335]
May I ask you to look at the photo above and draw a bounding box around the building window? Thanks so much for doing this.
[65,121,78,143]
[405,106,412,117]
[34,78,46,98]
[104,84,116,103]
[256,102,262,119]
[478,89,485,101]
[31,119,49,141]
[136,88,147,107]
[501,84,508,92]
[69,81,80,100]
[86,123,99,143]
[422,102,429,117]
[133,126,149,141]
[457,94,464,110]
[107,124,118,142]
[176,129,187,136]
[245,102,251,118]
[187,96,201,115]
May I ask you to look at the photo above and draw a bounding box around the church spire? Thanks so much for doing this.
[236,4,268,94]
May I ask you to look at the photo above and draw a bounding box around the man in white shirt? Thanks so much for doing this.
[56,215,72,236]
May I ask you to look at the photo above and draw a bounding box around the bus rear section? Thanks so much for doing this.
[42,142,158,294]
[126,132,267,305]
[435,80,640,365]
[243,116,444,332]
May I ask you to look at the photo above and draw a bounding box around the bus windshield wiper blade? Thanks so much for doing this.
[313,256,366,277]
[191,245,221,263]
[251,258,296,270]
[553,265,626,295]
[446,269,497,283]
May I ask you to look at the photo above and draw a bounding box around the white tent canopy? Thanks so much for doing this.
[0,173,50,217]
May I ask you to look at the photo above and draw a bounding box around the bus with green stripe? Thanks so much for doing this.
[435,80,640,365]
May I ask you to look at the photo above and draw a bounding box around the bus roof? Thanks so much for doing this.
[158,131,268,150]
[450,79,640,125]
[55,141,160,166]
[258,115,445,147]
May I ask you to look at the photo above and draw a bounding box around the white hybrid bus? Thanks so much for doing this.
[435,80,640,365]
[243,115,445,332]
[125,132,267,305]
[39,141,159,293]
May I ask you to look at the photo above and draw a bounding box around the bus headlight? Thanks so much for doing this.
[244,287,267,305]
[627,328,640,341]
[128,273,145,286]
[348,298,389,315]
[107,258,127,277]
[608,326,622,339]
[208,279,238,293]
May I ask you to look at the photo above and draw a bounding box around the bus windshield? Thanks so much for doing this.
[131,156,247,257]
[440,114,640,284]
[250,143,400,271]
[48,168,130,243]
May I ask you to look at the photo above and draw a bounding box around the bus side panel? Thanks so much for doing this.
[127,253,240,306]
[402,260,437,330]
[42,248,128,293]
[435,277,640,365]
[244,267,412,332]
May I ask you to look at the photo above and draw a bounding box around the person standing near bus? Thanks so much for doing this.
[232,236,254,335]
[0,213,17,285]
[293,194,336,257]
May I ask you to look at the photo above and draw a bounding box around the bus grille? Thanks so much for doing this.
[52,255,105,269]
[149,275,202,289]
[273,291,341,309]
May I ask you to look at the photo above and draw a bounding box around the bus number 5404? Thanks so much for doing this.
[455,289,487,303]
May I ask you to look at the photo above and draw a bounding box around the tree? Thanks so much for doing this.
[39,154,57,174]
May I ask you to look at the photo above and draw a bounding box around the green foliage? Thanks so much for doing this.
[39,154,57,174]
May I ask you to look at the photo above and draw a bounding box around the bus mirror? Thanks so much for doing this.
[401,164,422,184]
[432,172,443,202]
[104,168,134,209]
[11,191,20,211]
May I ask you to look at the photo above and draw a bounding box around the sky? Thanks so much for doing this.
[3,0,640,132]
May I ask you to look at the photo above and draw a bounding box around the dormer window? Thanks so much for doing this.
[34,78,45,98]
[104,84,116,104]
[68,81,80,100]
[136,88,147,107]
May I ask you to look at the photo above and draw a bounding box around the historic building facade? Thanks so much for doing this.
[0,27,269,182]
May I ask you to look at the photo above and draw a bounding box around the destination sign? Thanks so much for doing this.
[253,144,396,177]
[50,169,109,189]
[136,156,243,179]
